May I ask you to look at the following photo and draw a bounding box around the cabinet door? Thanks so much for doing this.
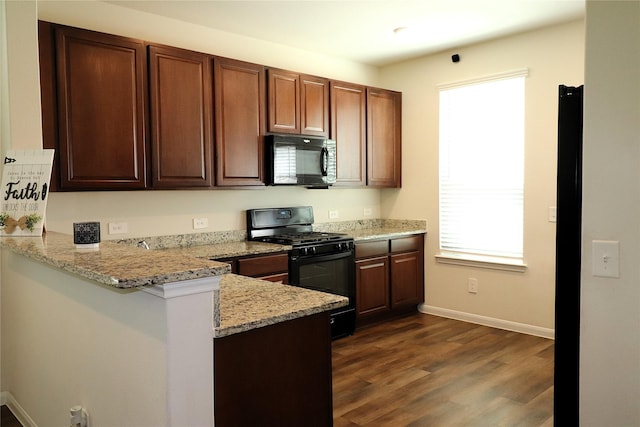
[367,88,402,188]
[38,21,60,192]
[356,256,390,317]
[267,69,299,134]
[390,251,423,308]
[55,26,148,189]
[149,45,213,188]
[214,58,266,186]
[300,75,329,137]
[331,81,366,186]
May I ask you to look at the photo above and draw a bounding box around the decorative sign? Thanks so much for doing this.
[0,149,55,237]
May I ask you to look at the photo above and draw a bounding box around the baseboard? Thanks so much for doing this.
[1,391,38,427]
[418,304,555,339]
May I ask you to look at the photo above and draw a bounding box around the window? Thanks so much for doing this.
[438,70,527,270]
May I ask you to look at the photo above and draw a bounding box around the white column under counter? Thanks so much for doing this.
[0,231,229,426]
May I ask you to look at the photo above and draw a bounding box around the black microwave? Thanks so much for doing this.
[266,134,337,187]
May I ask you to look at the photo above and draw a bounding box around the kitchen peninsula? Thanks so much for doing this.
[0,231,347,426]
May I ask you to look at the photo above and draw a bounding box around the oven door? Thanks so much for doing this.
[289,249,356,338]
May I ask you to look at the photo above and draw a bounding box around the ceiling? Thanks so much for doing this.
[105,0,585,66]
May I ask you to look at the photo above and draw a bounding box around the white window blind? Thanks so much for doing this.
[439,71,526,260]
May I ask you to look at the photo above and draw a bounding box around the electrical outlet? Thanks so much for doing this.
[468,277,478,294]
[108,222,128,235]
[329,210,339,219]
[193,218,209,229]
[363,207,373,217]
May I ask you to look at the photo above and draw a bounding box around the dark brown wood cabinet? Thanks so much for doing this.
[53,25,148,190]
[267,69,329,137]
[237,253,289,283]
[214,57,266,187]
[215,312,333,426]
[39,21,402,191]
[367,88,402,188]
[355,255,390,317]
[355,234,424,327]
[38,21,60,191]
[331,81,367,186]
[391,250,422,307]
[148,45,213,188]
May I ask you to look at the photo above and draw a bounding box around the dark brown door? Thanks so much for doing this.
[367,88,402,188]
[267,68,299,134]
[356,256,391,317]
[148,45,213,188]
[55,25,148,189]
[300,75,329,137]
[214,57,266,186]
[390,251,422,308]
[331,81,366,186]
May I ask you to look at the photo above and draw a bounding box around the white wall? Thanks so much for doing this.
[2,251,169,426]
[580,1,640,425]
[27,0,385,238]
[377,20,585,333]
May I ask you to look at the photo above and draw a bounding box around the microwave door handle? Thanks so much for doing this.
[321,147,328,176]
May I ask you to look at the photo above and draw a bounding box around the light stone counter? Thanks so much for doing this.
[0,220,424,338]
[214,274,348,338]
[317,219,427,241]
[0,231,230,288]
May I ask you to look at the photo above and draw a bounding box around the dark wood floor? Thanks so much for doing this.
[332,313,554,427]
[1,405,22,427]
[2,313,553,427]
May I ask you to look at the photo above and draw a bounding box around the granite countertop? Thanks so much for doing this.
[0,219,425,337]
[0,231,230,288]
[344,222,427,241]
[214,274,348,337]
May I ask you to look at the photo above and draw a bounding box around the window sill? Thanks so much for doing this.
[435,252,527,273]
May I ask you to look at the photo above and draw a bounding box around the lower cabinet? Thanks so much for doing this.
[214,312,333,427]
[355,234,424,328]
[220,252,289,284]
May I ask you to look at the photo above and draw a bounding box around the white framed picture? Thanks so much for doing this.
[0,149,55,237]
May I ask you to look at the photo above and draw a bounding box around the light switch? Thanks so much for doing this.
[592,240,620,278]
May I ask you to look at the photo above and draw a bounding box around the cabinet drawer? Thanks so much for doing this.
[391,235,423,253]
[355,239,389,259]
[237,253,288,277]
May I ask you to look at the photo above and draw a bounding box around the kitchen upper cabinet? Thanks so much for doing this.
[148,45,213,188]
[367,88,402,188]
[267,69,329,137]
[53,25,148,190]
[38,21,60,191]
[330,81,367,186]
[355,234,424,328]
[214,57,266,186]
[39,21,403,192]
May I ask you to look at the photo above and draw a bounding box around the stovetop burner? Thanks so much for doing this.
[257,231,347,245]
[246,206,351,247]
